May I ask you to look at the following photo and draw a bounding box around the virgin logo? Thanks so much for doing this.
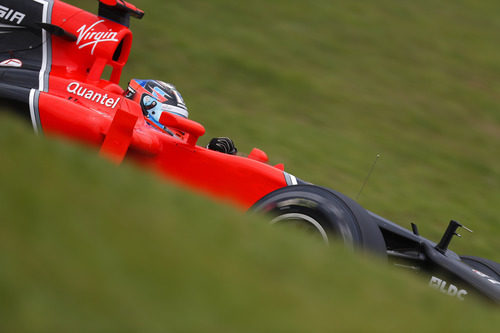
[76,20,119,55]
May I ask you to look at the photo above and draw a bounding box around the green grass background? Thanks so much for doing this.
[1,0,500,331]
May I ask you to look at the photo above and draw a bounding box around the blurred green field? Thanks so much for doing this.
[1,0,500,331]
[2,114,500,332]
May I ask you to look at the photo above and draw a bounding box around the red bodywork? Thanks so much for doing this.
[39,0,289,209]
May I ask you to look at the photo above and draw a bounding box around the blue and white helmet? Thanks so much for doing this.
[126,79,189,122]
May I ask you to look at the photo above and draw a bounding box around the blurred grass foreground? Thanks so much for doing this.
[1,0,500,331]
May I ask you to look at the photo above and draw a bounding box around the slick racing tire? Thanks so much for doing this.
[251,185,387,258]
[460,256,500,280]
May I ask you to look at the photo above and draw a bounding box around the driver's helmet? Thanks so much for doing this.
[125,79,189,124]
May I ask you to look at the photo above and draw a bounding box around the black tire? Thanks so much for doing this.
[250,185,387,258]
[460,255,500,280]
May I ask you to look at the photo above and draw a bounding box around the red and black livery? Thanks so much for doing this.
[0,0,294,209]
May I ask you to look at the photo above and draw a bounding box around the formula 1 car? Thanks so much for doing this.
[1,0,499,304]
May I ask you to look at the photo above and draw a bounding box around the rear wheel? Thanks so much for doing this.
[251,185,387,257]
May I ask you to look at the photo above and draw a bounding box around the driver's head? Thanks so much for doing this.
[125,79,188,122]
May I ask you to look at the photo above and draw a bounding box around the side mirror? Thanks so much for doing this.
[159,112,205,146]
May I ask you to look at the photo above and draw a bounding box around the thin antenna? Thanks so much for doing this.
[356,153,381,200]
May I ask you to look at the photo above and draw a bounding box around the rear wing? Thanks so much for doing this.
[0,0,144,105]
[98,0,144,27]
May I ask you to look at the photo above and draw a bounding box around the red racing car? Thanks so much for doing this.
[1,0,499,304]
